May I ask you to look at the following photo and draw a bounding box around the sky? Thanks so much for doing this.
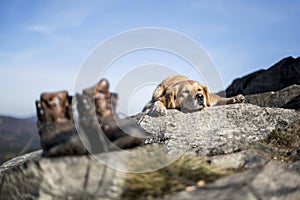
[0,0,300,117]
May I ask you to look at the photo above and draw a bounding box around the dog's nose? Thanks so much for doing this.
[196,93,204,104]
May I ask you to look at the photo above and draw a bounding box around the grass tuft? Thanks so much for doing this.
[262,119,300,149]
[121,154,233,200]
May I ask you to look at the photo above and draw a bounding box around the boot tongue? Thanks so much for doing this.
[96,79,109,93]
[39,91,70,123]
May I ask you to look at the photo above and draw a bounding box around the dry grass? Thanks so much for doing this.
[259,118,300,162]
[121,154,233,200]
[262,119,300,149]
[121,119,300,199]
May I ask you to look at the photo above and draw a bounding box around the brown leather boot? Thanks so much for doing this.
[79,79,166,152]
[36,79,166,156]
[36,91,87,156]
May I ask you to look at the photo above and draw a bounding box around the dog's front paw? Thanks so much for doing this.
[234,94,245,103]
[148,102,167,117]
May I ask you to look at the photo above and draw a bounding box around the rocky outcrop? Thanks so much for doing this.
[244,85,300,110]
[0,150,42,175]
[136,104,299,156]
[1,104,299,199]
[282,94,300,110]
[226,56,300,97]
[0,154,129,200]
[207,150,267,169]
[165,161,300,200]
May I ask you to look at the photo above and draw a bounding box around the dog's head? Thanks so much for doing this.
[162,80,211,112]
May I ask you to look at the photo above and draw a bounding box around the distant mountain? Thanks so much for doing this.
[0,115,41,164]
[25,116,37,121]
[226,56,300,97]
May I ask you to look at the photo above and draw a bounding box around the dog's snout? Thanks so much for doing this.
[196,93,204,104]
[196,93,203,100]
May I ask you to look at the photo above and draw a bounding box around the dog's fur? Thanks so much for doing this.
[143,75,245,116]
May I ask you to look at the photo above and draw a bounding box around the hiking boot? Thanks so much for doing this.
[36,91,87,156]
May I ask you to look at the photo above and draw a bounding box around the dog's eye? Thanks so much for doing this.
[198,88,202,92]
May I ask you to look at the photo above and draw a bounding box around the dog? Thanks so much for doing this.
[143,75,245,116]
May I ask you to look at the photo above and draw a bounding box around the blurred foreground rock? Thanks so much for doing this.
[165,161,300,200]
[1,104,300,199]
[0,154,127,199]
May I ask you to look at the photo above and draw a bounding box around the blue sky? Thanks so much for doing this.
[0,0,300,117]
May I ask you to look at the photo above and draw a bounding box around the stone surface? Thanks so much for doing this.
[0,150,42,184]
[288,147,300,161]
[282,94,300,110]
[208,150,267,169]
[244,85,300,109]
[136,104,299,156]
[1,104,299,199]
[0,150,42,174]
[165,161,300,200]
[0,154,127,200]
[226,56,300,96]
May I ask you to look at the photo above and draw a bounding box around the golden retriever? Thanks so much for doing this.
[143,75,245,116]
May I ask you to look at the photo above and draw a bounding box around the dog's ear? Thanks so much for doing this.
[166,90,177,109]
[158,90,176,109]
[201,84,211,107]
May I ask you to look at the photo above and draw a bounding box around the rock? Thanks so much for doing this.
[244,85,300,110]
[165,161,300,200]
[290,161,300,173]
[208,150,267,169]
[0,150,42,182]
[288,147,300,161]
[1,104,299,199]
[0,150,42,173]
[0,154,127,200]
[282,95,300,110]
[261,118,300,159]
[136,104,299,156]
[226,56,300,97]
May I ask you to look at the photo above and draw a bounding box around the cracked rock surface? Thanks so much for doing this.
[135,104,299,156]
[1,104,300,200]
